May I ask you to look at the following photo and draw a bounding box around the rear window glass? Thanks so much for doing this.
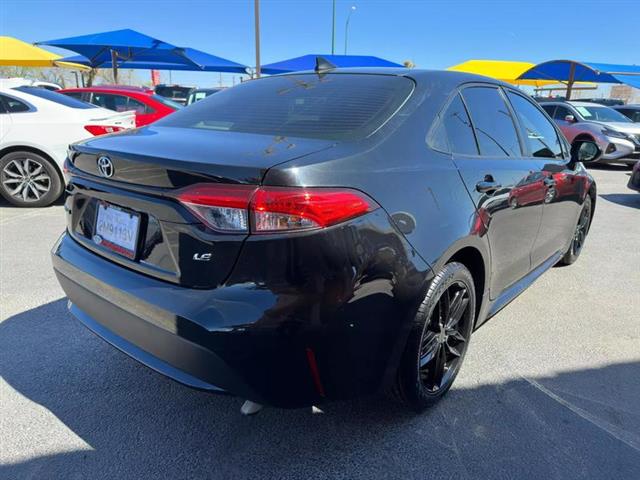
[157,74,414,140]
[155,86,192,99]
[13,86,96,109]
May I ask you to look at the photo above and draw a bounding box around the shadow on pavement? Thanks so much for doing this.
[1,300,639,479]
[600,193,640,210]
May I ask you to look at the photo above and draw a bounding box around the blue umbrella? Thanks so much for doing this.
[261,54,403,75]
[38,29,247,80]
[518,60,640,98]
[59,50,248,74]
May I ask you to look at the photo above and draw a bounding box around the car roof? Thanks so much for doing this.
[612,104,640,109]
[567,101,611,107]
[61,85,152,94]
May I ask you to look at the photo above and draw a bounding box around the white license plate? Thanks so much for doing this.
[94,202,141,259]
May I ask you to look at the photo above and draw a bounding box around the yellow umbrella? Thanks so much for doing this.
[0,36,89,70]
[447,60,561,87]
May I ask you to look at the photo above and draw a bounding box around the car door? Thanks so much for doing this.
[447,86,547,299]
[505,90,585,268]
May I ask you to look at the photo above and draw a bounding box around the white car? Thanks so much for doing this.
[0,79,135,207]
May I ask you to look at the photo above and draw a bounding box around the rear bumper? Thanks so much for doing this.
[52,211,431,408]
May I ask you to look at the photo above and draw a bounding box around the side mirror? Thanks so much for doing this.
[564,115,576,123]
[570,140,601,163]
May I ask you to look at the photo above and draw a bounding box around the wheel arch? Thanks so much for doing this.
[433,238,491,327]
[0,145,64,182]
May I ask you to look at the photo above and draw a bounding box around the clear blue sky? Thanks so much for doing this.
[1,0,638,88]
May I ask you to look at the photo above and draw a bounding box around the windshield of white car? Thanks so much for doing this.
[575,105,632,123]
[13,86,97,109]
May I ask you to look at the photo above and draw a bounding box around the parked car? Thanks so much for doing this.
[613,104,640,123]
[186,88,221,105]
[154,84,195,105]
[628,160,640,192]
[0,79,135,207]
[541,101,640,165]
[60,86,182,127]
[3,78,62,91]
[574,98,625,107]
[53,70,599,413]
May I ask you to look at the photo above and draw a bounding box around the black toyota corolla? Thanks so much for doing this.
[52,68,599,412]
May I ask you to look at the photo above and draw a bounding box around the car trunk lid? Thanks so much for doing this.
[70,126,334,186]
[66,127,335,288]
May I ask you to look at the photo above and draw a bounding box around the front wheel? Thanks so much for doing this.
[558,195,592,266]
[0,151,63,207]
[392,262,476,412]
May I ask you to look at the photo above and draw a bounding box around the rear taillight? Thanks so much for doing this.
[175,184,378,234]
[84,125,125,136]
[176,184,256,233]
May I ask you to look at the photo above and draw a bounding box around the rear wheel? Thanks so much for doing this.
[0,151,63,207]
[558,195,592,266]
[392,262,475,412]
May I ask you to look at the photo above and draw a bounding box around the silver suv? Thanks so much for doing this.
[540,101,640,165]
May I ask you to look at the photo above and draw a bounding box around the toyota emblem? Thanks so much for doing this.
[97,156,114,178]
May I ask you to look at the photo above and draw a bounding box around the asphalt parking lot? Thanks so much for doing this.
[1,166,639,480]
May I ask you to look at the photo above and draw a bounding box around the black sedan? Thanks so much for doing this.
[52,68,599,412]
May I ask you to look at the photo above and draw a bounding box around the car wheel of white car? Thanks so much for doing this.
[0,151,63,207]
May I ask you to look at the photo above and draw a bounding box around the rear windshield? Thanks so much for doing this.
[155,86,192,99]
[157,73,414,140]
[13,86,96,109]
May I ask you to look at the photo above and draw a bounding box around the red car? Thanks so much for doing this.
[59,86,182,127]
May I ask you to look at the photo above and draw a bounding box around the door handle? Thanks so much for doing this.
[476,175,501,194]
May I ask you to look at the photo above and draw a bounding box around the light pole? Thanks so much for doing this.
[254,0,261,78]
[344,5,356,55]
[331,0,336,54]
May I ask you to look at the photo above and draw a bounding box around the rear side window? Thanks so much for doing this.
[157,74,415,140]
[429,93,478,155]
[553,105,572,120]
[507,92,563,159]
[62,91,85,100]
[541,105,555,117]
[462,87,521,157]
[12,86,96,109]
[0,94,30,113]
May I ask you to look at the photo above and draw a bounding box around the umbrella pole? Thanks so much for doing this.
[111,49,119,84]
[566,62,576,101]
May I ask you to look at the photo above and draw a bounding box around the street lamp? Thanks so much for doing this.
[344,5,356,55]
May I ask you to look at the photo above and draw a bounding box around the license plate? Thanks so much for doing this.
[94,202,141,259]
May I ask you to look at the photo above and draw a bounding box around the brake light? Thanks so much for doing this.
[176,184,256,233]
[175,184,378,234]
[84,125,125,136]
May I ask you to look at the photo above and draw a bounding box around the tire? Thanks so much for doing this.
[558,195,592,266]
[392,262,476,412]
[0,151,63,207]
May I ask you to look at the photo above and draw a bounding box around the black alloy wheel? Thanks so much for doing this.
[418,280,471,393]
[558,195,592,266]
[393,262,476,411]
